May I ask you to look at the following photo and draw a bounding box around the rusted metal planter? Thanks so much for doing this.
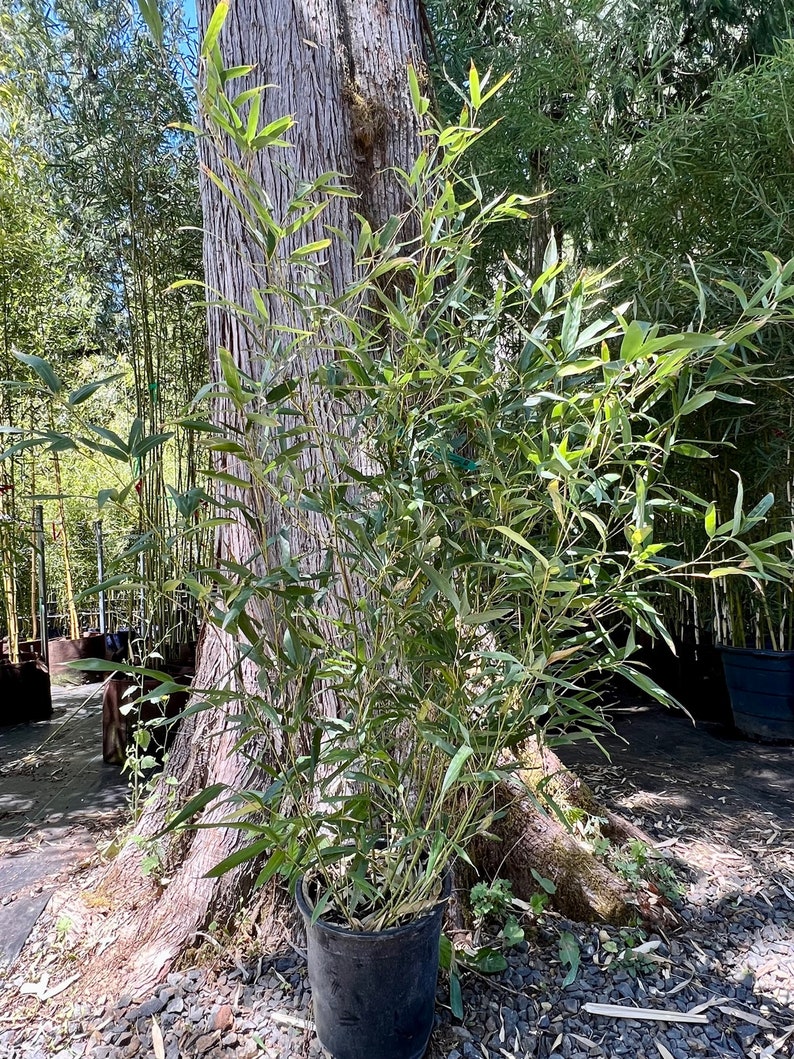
[102,673,190,764]
[48,634,106,685]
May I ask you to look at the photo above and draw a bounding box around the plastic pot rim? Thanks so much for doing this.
[295,870,451,941]
[718,644,794,660]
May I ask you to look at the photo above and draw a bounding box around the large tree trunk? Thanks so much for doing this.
[69,2,656,1003]
[76,0,427,1000]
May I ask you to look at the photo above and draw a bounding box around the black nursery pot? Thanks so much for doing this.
[720,645,794,742]
[0,660,52,725]
[295,875,450,1059]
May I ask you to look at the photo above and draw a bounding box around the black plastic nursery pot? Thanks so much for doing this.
[295,875,450,1059]
[48,633,107,685]
[720,645,794,742]
[0,659,52,725]
[104,629,130,662]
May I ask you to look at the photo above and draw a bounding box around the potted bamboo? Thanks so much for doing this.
[156,47,794,1054]
[694,441,794,740]
[12,30,794,1049]
[713,516,794,741]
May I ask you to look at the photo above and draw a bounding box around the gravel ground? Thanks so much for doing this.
[1,701,793,1059]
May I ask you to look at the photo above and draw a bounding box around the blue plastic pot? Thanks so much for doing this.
[719,645,794,742]
[296,875,450,1059]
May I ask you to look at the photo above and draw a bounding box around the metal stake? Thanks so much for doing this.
[94,519,107,634]
[34,504,48,667]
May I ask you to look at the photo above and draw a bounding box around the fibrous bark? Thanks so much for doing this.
[58,3,662,1003]
[73,0,427,1000]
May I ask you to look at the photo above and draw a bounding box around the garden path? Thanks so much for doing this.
[0,684,127,966]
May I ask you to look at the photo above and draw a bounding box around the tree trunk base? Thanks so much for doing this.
[464,742,676,928]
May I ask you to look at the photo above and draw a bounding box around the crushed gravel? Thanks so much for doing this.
[1,702,792,1059]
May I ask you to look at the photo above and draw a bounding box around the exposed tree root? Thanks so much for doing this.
[516,739,653,847]
[473,786,638,925]
[464,740,673,927]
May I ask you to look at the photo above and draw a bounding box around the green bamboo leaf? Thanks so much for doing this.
[672,443,712,458]
[449,971,463,1019]
[290,239,332,260]
[15,353,62,394]
[479,70,512,105]
[67,375,122,406]
[205,837,271,877]
[88,423,130,456]
[560,281,583,354]
[466,947,508,973]
[310,886,334,925]
[135,0,164,45]
[416,558,461,612]
[559,931,580,987]
[746,493,774,522]
[460,608,512,625]
[407,62,429,116]
[201,2,229,58]
[705,502,717,538]
[468,62,481,109]
[440,744,474,800]
[254,849,288,888]
[679,392,716,417]
[494,526,548,565]
[556,357,602,378]
[245,90,261,142]
[158,783,228,834]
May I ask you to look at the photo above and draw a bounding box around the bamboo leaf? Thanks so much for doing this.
[468,62,481,109]
[205,837,271,877]
[201,2,229,58]
[135,0,164,45]
[705,503,717,538]
[417,558,461,612]
[440,744,474,800]
[449,971,463,1019]
[158,783,228,834]
[559,931,580,987]
[15,353,62,394]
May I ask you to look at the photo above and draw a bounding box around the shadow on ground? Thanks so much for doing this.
[0,683,127,965]
[3,697,793,1059]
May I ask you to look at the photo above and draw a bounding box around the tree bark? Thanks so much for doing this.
[74,0,427,1000]
[65,2,660,1003]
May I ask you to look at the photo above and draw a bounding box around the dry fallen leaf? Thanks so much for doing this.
[718,1005,774,1029]
[655,1042,676,1059]
[270,1011,314,1030]
[583,1002,708,1024]
[151,1016,165,1059]
[569,1032,602,1051]
[759,1024,794,1059]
